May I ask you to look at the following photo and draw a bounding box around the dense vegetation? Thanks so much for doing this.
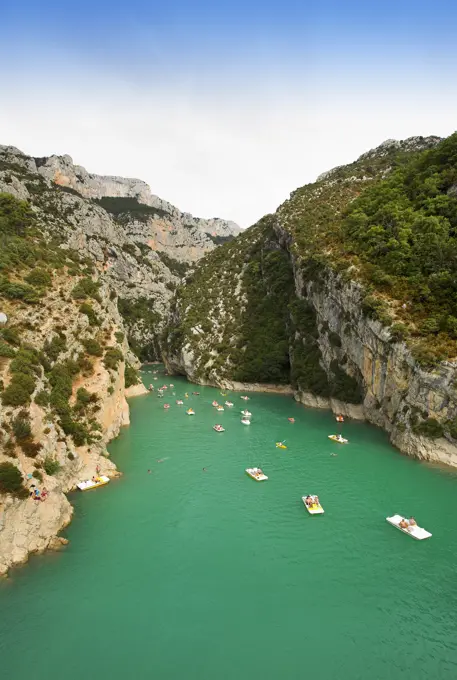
[342,133,457,364]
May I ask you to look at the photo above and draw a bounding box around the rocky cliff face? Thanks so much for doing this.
[165,134,457,468]
[0,144,238,575]
[0,145,240,360]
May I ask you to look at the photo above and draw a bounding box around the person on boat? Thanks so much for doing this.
[399,518,409,529]
[409,517,417,526]
[305,495,312,506]
[314,495,320,506]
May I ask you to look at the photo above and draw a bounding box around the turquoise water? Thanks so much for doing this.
[1,368,457,679]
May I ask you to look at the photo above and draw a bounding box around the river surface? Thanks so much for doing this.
[1,369,457,679]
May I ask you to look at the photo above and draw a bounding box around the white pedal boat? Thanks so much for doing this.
[77,475,110,491]
[213,425,225,432]
[246,467,268,481]
[186,409,195,415]
[241,418,251,425]
[241,410,252,417]
[386,515,432,540]
[240,395,249,401]
[216,406,224,411]
[302,495,324,515]
[328,434,348,443]
[225,401,233,407]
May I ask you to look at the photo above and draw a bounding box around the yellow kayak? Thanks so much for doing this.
[276,442,287,449]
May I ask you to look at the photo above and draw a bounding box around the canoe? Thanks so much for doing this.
[302,495,324,515]
[386,514,432,540]
[77,475,110,491]
[276,442,287,449]
[246,468,268,481]
[241,419,251,425]
[328,434,348,443]
[213,425,225,432]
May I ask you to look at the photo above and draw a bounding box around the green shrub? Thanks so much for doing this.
[0,462,26,496]
[43,457,60,476]
[0,327,21,345]
[43,334,66,362]
[0,340,15,358]
[67,452,75,461]
[114,331,125,344]
[1,371,36,406]
[79,303,100,326]
[12,415,31,440]
[0,279,39,303]
[32,469,43,482]
[71,277,101,302]
[35,389,50,407]
[82,338,103,356]
[25,268,52,288]
[104,347,123,370]
[125,363,140,388]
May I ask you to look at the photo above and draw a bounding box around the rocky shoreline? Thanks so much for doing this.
[0,385,147,578]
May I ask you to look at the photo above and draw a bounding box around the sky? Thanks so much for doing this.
[1,0,457,227]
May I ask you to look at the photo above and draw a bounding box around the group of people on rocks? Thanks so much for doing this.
[29,485,48,501]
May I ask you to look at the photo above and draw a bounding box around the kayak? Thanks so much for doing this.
[328,434,348,443]
[276,442,287,449]
[246,467,268,481]
[386,515,432,540]
[77,476,110,491]
[302,495,324,515]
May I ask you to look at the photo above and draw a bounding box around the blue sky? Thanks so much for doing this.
[2,0,457,226]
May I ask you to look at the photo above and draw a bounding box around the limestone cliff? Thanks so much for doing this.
[0,145,240,360]
[165,134,457,468]
[0,143,237,575]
